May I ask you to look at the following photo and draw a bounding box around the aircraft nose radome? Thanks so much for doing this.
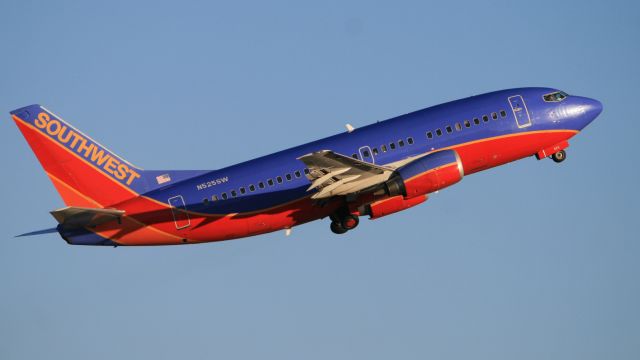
[585,97,603,118]
[574,96,603,130]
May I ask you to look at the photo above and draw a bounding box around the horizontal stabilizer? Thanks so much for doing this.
[15,227,59,237]
[50,206,125,229]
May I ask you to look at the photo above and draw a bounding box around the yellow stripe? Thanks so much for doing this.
[441,129,578,151]
[47,171,103,207]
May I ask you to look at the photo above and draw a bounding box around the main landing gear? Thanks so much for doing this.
[329,213,359,235]
[551,150,566,163]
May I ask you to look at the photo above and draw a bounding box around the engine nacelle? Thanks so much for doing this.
[384,149,464,199]
[364,194,427,219]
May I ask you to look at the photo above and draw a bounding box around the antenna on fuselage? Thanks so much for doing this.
[345,124,355,133]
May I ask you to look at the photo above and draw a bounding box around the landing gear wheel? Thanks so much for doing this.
[330,221,348,235]
[551,150,566,163]
[340,214,359,231]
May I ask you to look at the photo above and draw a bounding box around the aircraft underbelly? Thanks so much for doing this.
[457,130,577,175]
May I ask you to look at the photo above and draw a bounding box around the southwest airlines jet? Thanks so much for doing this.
[11,88,602,246]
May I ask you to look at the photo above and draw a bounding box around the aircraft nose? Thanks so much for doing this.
[571,96,603,130]
[584,97,603,119]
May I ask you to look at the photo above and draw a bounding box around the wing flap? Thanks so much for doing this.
[307,167,351,191]
[312,175,361,199]
[298,150,394,198]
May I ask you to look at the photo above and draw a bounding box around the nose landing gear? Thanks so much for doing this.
[536,141,569,163]
[551,150,566,163]
[329,213,359,234]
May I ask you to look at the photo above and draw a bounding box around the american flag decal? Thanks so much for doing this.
[156,174,171,184]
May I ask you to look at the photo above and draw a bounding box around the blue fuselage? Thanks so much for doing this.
[148,87,601,215]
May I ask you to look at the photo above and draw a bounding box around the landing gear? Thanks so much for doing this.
[551,150,566,163]
[329,212,359,234]
[341,214,359,230]
[330,221,348,234]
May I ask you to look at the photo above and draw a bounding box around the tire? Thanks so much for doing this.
[340,214,359,230]
[330,221,348,234]
[551,150,566,163]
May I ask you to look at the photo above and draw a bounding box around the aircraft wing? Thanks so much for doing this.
[297,150,395,199]
[50,206,125,229]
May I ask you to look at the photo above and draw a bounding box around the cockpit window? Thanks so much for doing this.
[543,91,568,102]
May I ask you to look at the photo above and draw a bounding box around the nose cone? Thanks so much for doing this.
[572,96,603,130]
[584,97,603,120]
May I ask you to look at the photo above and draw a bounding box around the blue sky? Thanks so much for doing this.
[1,1,638,359]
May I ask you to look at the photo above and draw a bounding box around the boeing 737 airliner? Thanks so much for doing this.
[11,87,602,246]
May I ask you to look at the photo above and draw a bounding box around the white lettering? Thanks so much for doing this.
[196,176,229,191]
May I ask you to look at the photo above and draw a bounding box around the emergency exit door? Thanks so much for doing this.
[359,146,375,164]
[508,95,532,128]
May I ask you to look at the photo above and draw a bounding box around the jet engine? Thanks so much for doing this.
[363,194,427,219]
[383,149,464,199]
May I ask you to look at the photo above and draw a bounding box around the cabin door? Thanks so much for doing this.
[508,95,532,128]
[168,195,190,229]
[359,146,375,164]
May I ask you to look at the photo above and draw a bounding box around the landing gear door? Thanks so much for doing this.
[168,195,190,229]
[508,95,532,128]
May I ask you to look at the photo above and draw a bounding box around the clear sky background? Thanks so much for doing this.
[1,1,638,359]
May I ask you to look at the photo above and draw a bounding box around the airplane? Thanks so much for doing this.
[10,87,602,246]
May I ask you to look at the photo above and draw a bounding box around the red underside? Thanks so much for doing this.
[454,131,576,174]
[18,113,577,245]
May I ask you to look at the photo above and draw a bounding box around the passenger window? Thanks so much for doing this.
[221,192,228,200]
[286,173,292,181]
[363,149,371,157]
[372,147,379,155]
[231,190,237,197]
[294,170,301,178]
[455,123,462,131]
[398,140,405,147]
[351,153,358,159]
[258,182,265,189]
[212,194,218,201]
[446,126,452,134]
[500,110,507,117]
[276,176,283,184]
[381,144,388,152]
[482,115,489,122]
[249,184,256,192]
[436,129,443,136]
[407,137,414,145]
[203,198,209,206]
[491,112,497,120]
[304,168,310,175]
[390,142,396,150]
[464,120,471,128]
[240,187,246,194]
[268,179,274,186]
[426,131,433,139]
[474,118,480,125]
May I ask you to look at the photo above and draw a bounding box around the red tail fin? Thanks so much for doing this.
[11,105,146,207]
